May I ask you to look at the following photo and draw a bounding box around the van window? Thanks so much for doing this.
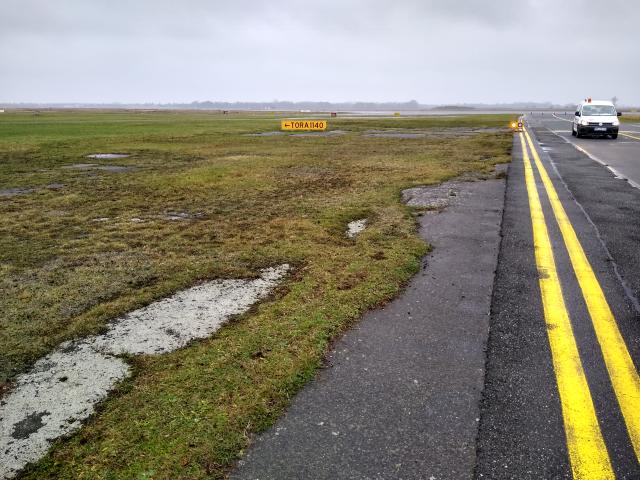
[582,105,616,116]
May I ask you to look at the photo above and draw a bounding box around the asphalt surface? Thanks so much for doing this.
[231,177,506,480]
[476,117,640,479]
[530,114,640,308]
[547,112,640,188]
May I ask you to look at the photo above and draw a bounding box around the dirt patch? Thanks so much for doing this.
[0,265,289,479]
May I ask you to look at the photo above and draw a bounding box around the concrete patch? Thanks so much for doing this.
[87,153,130,159]
[346,219,367,238]
[0,265,289,479]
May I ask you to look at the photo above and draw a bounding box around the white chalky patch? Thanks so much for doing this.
[90,265,290,355]
[0,265,289,479]
[0,345,129,479]
[346,219,367,238]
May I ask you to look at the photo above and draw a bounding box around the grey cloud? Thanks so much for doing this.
[1,1,639,104]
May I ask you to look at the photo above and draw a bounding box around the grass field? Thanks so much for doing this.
[0,110,512,479]
[621,114,640,123]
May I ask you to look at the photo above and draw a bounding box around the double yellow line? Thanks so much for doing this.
[619,131,640,141]
[520,127,640,478]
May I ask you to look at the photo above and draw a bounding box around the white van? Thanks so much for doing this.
[572,99,621,139]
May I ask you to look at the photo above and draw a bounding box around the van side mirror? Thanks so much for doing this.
[617,112,622,117]
[575,111,581,117]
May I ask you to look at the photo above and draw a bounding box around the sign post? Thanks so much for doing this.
[281,120,327,131]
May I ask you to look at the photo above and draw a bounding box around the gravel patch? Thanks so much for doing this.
[401,165,507,211]
[0,265,289,479]
[346,219,368,238]
[87,154,130,159]
[402,182,463,210]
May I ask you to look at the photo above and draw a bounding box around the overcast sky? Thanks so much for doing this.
[1,0,639,105]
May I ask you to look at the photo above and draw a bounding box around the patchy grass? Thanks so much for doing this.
[0,110,512,479]
[621,114,640,123]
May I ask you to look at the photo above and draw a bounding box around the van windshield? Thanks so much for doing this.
[582,105,616,116]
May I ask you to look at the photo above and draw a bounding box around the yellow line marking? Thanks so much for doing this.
[524,127,640,462]
[519,132,614,478]
[619,131,640,141]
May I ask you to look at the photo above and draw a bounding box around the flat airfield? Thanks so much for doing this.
[0,110,511,479]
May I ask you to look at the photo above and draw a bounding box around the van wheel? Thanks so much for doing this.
[611,133,618,139]
[576,128,582,138]
[571,125,577,136]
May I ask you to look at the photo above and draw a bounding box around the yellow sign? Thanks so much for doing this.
[281,120,327,131]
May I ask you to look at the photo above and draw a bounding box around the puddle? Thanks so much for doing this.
[244,131,284,137]
[244,131,346,138]
[97,165,134,172]
[364,132,426,139]
[162,211,203,221]
[364,127,502,139]
[290,130,347,137]
[87,154,130,159]
[62,163,97,169]
[0,265,289,479]
[0,187,35,198]
[62,164,135,173]
[346,219,368,238]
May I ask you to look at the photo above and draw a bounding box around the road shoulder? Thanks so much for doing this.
[231,173,506,480]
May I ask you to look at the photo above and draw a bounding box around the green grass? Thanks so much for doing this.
[0,110,512,479]
[621,114,640,123]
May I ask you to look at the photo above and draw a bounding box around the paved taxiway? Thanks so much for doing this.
[476,118,640,479]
